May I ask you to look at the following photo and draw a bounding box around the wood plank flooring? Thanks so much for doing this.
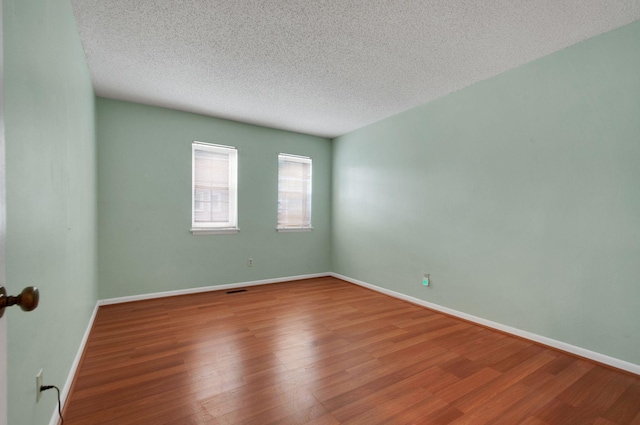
[63,277,640,424]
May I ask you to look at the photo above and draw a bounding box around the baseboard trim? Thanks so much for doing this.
[331,272,640,376]
[49,302,99,425]
[98,272,332,306]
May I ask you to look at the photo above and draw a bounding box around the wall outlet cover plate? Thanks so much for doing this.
[36,369,43,402]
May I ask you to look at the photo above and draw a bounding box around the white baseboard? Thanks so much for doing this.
[49,303,99,425]
[98,272,332,306]
[331,272,640,376]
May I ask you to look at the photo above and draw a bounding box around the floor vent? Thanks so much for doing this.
[226,289,247,294]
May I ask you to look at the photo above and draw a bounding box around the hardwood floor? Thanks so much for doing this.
[63,277,640,424]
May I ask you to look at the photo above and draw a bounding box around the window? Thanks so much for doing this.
[191,142,238,234]
[278,154,312,231]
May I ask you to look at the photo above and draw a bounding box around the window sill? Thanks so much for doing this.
[191,227,239,235]
[276,227,313,233]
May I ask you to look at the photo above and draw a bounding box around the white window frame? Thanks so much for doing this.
[277,153,312,232]
[191,142,239,235]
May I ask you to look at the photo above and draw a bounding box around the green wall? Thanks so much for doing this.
[332,21,640,365]
[3,0,98,423]
[97,98,332,299]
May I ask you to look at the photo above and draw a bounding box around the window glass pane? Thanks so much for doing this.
[192,143,237,229]
[278,154,312,229]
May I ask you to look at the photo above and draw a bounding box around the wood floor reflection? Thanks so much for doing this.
[63,277,640,424]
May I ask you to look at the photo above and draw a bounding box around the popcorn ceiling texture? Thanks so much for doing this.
[70,1,640,138]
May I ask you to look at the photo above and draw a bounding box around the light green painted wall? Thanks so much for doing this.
[97,98,331,299]
[3,0,97,424]
[332,21,640,365]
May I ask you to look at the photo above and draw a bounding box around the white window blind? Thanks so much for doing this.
[192,142,238,233]
[278,154,312,231]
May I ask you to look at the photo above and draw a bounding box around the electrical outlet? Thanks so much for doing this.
[422,273,430,286]
[36,369,43,402]
[248,258,254,267]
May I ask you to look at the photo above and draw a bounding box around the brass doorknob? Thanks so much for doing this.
[0,286,40,318]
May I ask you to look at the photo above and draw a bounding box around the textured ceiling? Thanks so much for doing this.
[70,1,640,138]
